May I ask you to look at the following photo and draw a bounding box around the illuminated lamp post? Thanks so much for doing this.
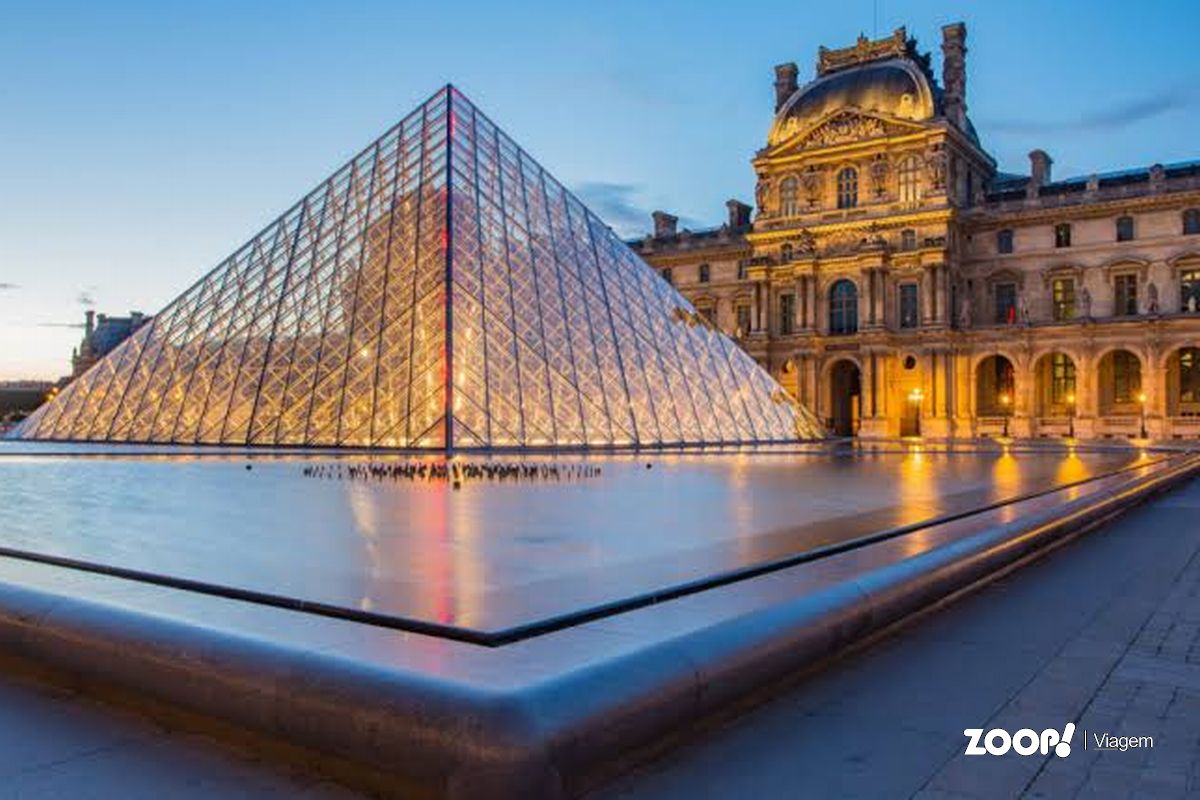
[1138,391,1148,439]
[908,388,925,437]
[1066,392,1076,439]
[999,392,1012,438]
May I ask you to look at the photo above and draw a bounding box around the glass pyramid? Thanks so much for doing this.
[13,87,823,450]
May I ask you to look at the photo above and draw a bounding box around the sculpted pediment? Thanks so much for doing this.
[768,109,925,152]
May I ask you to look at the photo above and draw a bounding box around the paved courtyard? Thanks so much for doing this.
[0,473,1193,797]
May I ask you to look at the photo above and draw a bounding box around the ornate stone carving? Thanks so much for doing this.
[817,27,909,76]
[801,167,822,208]
[926,144,946,191]
[800,113,889,148]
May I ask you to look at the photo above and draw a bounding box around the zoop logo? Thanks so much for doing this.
[964,723,1075,757]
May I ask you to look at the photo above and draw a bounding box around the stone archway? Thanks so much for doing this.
[1097,349,1143,416]
[975,355,1016,416]
[828,359,862,437]
[1033,352,1077,417]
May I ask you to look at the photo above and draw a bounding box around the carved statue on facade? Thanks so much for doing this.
[959,293,973,328]
[1146,281,1160,314]
[926,146,946,192]
[755,180,768,213]
[801,113,888,148]
[1077,285,1092,319]
[801,168,822,208]
[796,229,817,254]
[870,155,890,199]
[1019,292,1031,325]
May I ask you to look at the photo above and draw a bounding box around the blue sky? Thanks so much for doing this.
[2,0,1199,379]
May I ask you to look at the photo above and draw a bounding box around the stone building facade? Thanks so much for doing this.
[631,24,1200,440]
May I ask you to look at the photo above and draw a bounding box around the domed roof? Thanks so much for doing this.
[769,59,936,145]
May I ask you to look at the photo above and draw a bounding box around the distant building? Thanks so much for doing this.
[632,23,1200,440]
[0,380,57,431]
[71,310,149,379]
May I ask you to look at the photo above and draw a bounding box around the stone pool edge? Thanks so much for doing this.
[0,455,1193,799]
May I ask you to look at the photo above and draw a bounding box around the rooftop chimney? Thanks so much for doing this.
[1027,149,1053,198]
[726,199,752,229]
[941,23,967,129]
[773,63,798,113]
[651,210,678,239]
[84,310,95,336]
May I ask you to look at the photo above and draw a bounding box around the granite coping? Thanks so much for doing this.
[0,454,1193,798]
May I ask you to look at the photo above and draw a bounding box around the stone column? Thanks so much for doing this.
[922,267,936,326]
[751,281,762,332]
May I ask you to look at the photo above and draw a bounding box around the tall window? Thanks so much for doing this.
[994,282,1017,324]
[1116,216,1135,242]
[779,294,795,335]
[698,263,710,283]
[780,177,799,217]
[1112,351,1141,404]
[1055,223,1072,248]
[697,304,717,325]
[1114,274,1138,316]
[1181,348,1200,404]
[780,244,794,262]
[735,304,752,336]
[1052,278,1076,321]
[829,279,858,335]
[736,260,748,280]
[836,167,858,209]
[900,229,917,251]
[1184,209,1200,235]
[997,229,1014,254]
[1182,269,1200,313]
[1051,353,1076,406]
[898,156,921,204]
[661,267,672,285]
[899,283,919,329]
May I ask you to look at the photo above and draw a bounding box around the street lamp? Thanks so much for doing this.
[999,392,1012,438]
[1066,392,1076,439]
[1138,391,1148,439]
[908,388,925,437]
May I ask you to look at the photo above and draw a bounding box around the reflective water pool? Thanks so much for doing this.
[0,442,1150,634]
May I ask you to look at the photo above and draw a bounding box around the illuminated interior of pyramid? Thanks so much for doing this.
[12,86,823,450]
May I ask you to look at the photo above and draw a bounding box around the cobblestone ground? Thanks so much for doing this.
[593,477,1200,800]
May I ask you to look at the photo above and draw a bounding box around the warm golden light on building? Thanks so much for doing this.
[632,22,1200,443]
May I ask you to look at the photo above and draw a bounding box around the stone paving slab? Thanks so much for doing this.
[589,477,1200,800]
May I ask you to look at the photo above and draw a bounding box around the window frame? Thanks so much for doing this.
[828,279,859,336]
[898,283,919,329]
[1183,209,1200,235]
[1181,348,1200,404]
[1054,223,1072,248]
[1052,277,1076,321]
[994,282,1018,325]
[779,293,795,335]
[1115,215,1135,242]
[898,155,922,204]
[1051,353,1076,406]
[1181,269,1200,312]
[997,229,1014,255]
[836,167,859,210]
[698,263,711,284]
[1112,350,1141,405]
[779,176,800,217]
[1113,273,1138,317]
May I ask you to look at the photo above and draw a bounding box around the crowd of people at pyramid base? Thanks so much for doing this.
[300,460,603,487]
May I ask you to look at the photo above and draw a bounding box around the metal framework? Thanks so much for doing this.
[13,86,823,450]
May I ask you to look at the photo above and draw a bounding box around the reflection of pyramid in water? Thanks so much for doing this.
[15,87,823,450]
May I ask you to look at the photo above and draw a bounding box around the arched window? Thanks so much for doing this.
[898,156,922,204]
[1111,350,1142,405]
[1116,216,1135,242]
[836,168,858,209]
[698,263,710,283]
[828,279,858,335]
[780,177,799,217]
[1184,209,1200,235]
[997,229,1014,254]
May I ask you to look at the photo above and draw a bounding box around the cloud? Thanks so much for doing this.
[573,181,705,239]
[76,289,96,307]
[0,282,17,291]
[986,87,1197,135]
[573,181,654,237]
[37,322,85,329]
